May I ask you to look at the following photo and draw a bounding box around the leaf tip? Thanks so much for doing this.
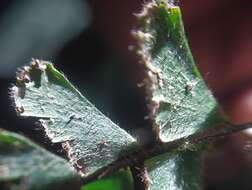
[10,59,48,115]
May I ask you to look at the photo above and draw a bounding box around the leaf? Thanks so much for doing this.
[134,1,222,142]
[0,129,79,190]
[81,169,134,190]
[145,148,203,190]
[10,60,138,177]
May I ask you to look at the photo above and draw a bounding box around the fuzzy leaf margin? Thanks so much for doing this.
[0,129,79,190]
[10,59,138,177]
[132,1,225,189]
[134,1,222,143]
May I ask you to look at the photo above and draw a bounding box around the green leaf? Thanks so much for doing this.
[0,130,79,190]
[10,60,138,177]
[145,148,203,190]
[81,169,134,190]
[134,1,222,142]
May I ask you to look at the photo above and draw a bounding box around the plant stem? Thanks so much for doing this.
[82,123,252,184]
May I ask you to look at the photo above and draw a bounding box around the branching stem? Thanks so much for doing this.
[82,123,252,184]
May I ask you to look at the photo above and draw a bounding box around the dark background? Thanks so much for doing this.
[1,0,252,189]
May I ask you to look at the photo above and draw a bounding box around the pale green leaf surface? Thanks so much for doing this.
[81,169,134,190]
[145,149,202,190]
[0,130,79,190]
[11,60,137,177]
[136,1,221,142]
